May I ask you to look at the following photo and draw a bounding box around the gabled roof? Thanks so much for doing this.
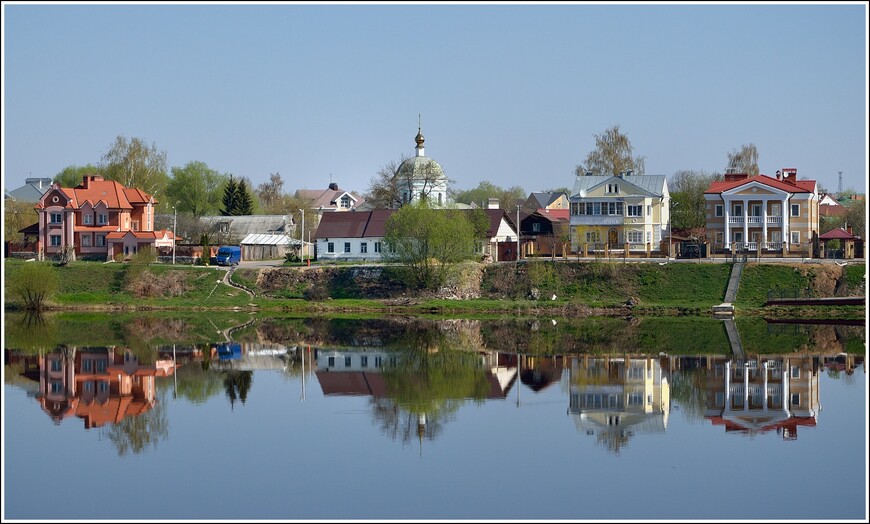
[296,185,364,210]
[35,176,155,210]
[705,174,815,194]
[240,233,292,246]
[106,230,158,240]
[571,175,667,198]
[526,192,567,209]
[528,208,570,222]
[819,227,859,240]
[199,215,289,236]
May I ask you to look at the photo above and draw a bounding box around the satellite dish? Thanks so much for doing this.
[578,189,586,198]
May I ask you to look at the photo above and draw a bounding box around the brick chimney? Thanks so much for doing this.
[847,225,853,235]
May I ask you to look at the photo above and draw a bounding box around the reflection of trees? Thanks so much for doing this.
[4,311,59,353]
[377,339,491,444]
[224,370,253,409]
[596,429,632,455]
[166,361,224,404]
[104,389,168,456]
[669,368,708,422]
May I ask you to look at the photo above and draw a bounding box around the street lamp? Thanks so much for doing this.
[669,200,680,259]
[516,204,521,263]
[299,208,305,262]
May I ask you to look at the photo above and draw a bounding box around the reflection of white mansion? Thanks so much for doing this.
[314,348,517,399]
[704,356,820,439]
[568,357,670,451]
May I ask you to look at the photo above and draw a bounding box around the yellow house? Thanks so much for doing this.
[569,172,670,255]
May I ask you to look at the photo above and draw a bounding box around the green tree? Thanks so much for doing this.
[669,170,722,230]
[220,176,255,216]
[105,389,169,456]
[53,164,102,188]
[574,125,645,177]
[453,181,527,211]
[166,161,227,217]
[7,262,59,310]
[725,143,759,175]
[844,200,866,240]
[383,201,479,289]
[4,199,38,243]
[100,135,169,199]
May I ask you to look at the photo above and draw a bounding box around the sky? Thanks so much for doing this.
[2,1,868,200]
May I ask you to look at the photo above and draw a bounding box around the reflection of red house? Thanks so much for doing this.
[34,347,176,428]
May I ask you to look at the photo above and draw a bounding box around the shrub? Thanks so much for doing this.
[8,262,59,310]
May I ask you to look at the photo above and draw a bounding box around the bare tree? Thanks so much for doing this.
[725,143,759,176]
[256,172,285,214]
[574,125,646,177]
[365,156,409,209]
[100,135,169,197]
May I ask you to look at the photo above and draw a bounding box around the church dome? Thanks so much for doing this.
[397,125,446,181]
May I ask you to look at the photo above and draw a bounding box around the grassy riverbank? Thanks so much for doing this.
[3,258,865,318]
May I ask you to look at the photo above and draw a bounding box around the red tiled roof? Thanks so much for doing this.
[106,230,158,240]
[819,227,858,240]
[705,174,816,194]
[36,176,154,210]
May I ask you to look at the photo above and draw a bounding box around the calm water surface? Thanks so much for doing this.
[3,314,867,520]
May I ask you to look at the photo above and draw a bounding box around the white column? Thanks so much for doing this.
[743,361,750,410]
[762,200,768,250]
[724,201,730,247]
[782,198,789,245]
[725,360,731,408]
[742,199,749,248]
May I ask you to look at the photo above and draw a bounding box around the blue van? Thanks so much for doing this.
[215,245,241,266]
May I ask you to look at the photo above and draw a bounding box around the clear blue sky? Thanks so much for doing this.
[2,2,867,198]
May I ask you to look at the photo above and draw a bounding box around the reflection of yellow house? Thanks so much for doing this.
[34,347,176,428]
[569,173,670,255]
[704,356,820,439]
[568,356,670,453]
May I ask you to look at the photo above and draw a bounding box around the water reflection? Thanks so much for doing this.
[4,313,865,458]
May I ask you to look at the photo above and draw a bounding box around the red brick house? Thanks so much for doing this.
[34,175,158,261]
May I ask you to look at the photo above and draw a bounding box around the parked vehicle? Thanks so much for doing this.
[215,245,241,266]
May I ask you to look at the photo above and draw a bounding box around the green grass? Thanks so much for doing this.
[735,264,814,307]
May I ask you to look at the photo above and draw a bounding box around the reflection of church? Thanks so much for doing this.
[12,346,176,428]
[568,356,671,454]
[703,356,821,439]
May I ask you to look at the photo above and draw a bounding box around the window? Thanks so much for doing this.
[374,356,383,368]
[734,232,743,243]
[715,232,724,245]
[733,204,743,216]
[646,231,651,243]
[345,356,352,368]
[98,213,108,225]
[343,242,351,253]
[51,381,63,393]
[51,359,62,371]
[50,235,61,246]
[96,360,106,372]
[99,381,109,393]
[84,381,94,392]
[328,356,335,367]
[132,220,139,231]
[627,205,642,217]
[327,242,335,253]
[585,231,600,242]
[83,214,93,225]
[218,222,229,233]
[790,366,800,379]
[790,204,800,217]
[340,195,351,208]
[606,183,619,194]
[791,393,800,405]
[361,356,368,368]
[647,205,652,216]
[374,242,381,253]
[532,222,541,232]
[715,205,723,217]
[791,231,800,244]
[50,212,62,223]
[593,202,601,215]
[82,359,92,372]
[627,230,643,243]
[360,242,368,254]
[81,235,91,247]
[96,235,105,247]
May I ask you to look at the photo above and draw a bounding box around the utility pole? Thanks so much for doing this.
[516,204,521,264]
[172,204,177,265]
[299,208,305,262]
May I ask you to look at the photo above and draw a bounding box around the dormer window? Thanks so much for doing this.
[98,213,108,225]
[340,195,351,208]
[50,212,62,223]
[606,184,619,194]
[219,222,230,233]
